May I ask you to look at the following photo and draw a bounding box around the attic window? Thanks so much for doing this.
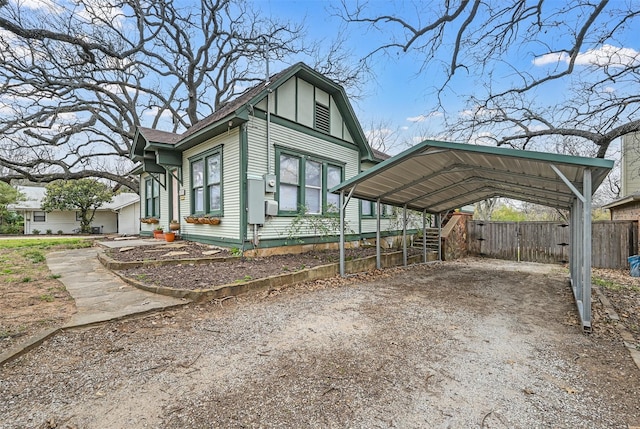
[315,102,330,134]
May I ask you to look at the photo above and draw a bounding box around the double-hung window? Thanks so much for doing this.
[190,149,222,215]
[361,201,392,218]
[326,165,341,212]
[305,160,322,214]
[277,150,343,215]
[145,178,160,217]
[33,211,46,222]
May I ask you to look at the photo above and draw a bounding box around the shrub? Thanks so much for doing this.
[46,229,53,235]
[32,229,40,235]
[57,230,63,235]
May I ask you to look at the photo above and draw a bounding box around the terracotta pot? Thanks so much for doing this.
[164,232,175,242]
[153,230,164,239]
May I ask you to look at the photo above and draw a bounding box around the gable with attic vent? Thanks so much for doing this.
[253,76,354,143]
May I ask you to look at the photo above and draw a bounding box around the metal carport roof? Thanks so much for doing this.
[331,140,613,212]
[331,140,614,332]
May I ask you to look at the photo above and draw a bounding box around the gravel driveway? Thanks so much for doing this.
[1,259,639,428]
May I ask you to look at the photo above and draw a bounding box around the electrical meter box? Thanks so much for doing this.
[247,176,265,225]
[264,174,277,193]
[265,200,278,216]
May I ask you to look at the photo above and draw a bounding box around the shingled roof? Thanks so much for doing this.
[131,62,374,162]
[181,65,296,140]
[137,127,182,145]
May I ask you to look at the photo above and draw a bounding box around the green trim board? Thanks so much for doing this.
[188,146,224,217]
[275,146,345,216]
[180,233,243,248]
[239,123,249,251]
[144,177,161,217]
[250,109,362,154]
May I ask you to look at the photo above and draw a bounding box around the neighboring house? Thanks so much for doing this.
[604,132,640,220]
[9,186,140,235]
[131,62,396,250]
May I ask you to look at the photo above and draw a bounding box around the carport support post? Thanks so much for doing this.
[438,213,442,262]
[339,190,345,277]
[339,187,355,278]
[422,210,427,263]
[552,164,591,331]
[403,204,408,266]
[582,169,592,329]
[376,199,381,270]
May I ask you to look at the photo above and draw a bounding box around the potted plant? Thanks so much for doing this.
[153,226,164,239]
[169,220,180,230]
[203,215,221,225]
[164,231,176,242]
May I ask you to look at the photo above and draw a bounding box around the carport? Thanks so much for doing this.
[331,140,613,331]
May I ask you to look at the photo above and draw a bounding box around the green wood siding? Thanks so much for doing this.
[622,133,640,196]
[255,119,360,240]
[181,129,241,240]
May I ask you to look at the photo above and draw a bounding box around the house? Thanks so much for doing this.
[10,186,140,235]
[604,132,640,220]
[131,62,398,251]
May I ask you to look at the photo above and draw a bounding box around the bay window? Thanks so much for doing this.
[277,149,343,215]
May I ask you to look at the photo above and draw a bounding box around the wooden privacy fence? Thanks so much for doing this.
[467,220,638,269]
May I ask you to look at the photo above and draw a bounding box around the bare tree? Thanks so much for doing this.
[0,0,363,191]
[340,0,640,160]
[474,198,499,221]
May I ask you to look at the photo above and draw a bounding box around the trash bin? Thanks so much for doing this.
[628,255,640,277]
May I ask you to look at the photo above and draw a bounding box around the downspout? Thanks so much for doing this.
[265,50,272,175]
[376,198,381,270]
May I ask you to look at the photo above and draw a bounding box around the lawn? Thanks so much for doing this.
[0,237,93,353]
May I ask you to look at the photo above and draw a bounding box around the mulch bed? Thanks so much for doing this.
[105,240,423,291]
[104,240,234,262]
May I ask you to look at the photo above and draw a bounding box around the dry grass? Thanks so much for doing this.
[0,238,93,353]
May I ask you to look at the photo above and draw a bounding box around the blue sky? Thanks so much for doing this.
[3,0,638,161]
[256,0,640,158]
[257,0,451,152]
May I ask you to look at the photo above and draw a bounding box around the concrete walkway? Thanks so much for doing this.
[0,246,187,365]
[48,247,187,326]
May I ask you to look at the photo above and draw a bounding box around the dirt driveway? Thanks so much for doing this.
[1,259,639,428]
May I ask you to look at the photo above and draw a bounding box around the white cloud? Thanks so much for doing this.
[603,86,615,93]
[407,115,427,123]
[0,103,16,116]
[365,127,394,146]
[12,0,62,13]
[532,52,568,66]
[459,106,497,119]
[406,111,442,123]
[143,106,175,119]
[533,44,640,68]
[77,2,125,28]
[101,83,137,96]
